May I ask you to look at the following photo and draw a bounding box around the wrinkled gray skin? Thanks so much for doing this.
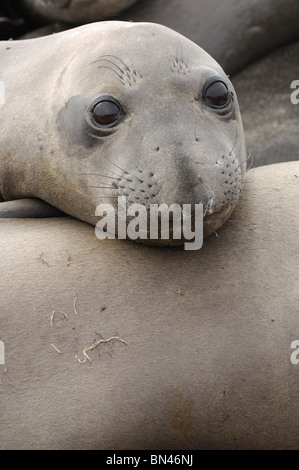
[121,0,299,75]
[0,21,246,242]
[0,162,298,450]
[18,0,138,23]
[233,40,299,168]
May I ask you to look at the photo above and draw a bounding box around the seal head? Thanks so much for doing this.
[0,22,247,245]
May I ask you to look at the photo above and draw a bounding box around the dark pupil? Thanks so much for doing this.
[206,82,229,107]
[93,101,119,125]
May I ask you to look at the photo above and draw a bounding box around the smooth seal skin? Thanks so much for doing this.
[0,21,247,244]
[233,40,299,168]
[0,162,298,450]
[17,0,138,24]
[121,0,299,74]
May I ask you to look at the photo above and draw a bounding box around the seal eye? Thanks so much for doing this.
[92,99,123,127]
[204,80,231,108]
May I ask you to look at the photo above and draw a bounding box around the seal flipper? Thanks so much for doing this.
[0,198,67,218]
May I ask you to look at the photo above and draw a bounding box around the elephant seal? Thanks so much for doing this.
[17,0,138,24]
[0,162,298,449]
[0,21,247,244]
[121,0,299,74]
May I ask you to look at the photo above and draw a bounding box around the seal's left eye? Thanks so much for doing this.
[203,80,231,108]
[92,99,124,127]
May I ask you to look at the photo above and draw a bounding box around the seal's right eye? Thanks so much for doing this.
[203,79,231,109]
[92,98,124,128]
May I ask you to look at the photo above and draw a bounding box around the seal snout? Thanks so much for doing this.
[117,167,161,206]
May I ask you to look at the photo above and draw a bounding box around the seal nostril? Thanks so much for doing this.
[155,147,160,152]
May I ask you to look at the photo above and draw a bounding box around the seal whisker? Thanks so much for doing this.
[240,167,252,176]
[245,154,254,171]
[172,39,191,74]
[102,160,145,185]
[242,168,255,183]
[86,185,115,190]
[85,164,133,185]
[96,65,126,85]
[178,39,184,70]
[128,57,142,80]
[95,196,120,199]
[104,157,130,176]
[241,180,253,185]
[75,189,119,200]
[237,152,253,170]
[81,173,121,182]
[93,57,127,74]
[239,188,250,194]
[109,169,134,184]
[92,55,141,84]
[228,124,240,157]
[94,54,131,73]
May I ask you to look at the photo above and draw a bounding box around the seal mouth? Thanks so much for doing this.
[110,204,235,248]
[202,204,235,238]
